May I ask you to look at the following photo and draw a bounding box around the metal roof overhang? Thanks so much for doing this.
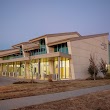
[0,52,71,63]
[0,49,20,57]
[30,52,71,60]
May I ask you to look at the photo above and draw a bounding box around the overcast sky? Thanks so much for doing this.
[0,0,110,50]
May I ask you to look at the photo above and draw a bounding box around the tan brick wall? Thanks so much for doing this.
[0,58,3,61]
[67,41,75,79]
[45,37,54,53]
[70,35,109,79]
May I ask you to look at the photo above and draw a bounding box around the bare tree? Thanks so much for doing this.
[99,58,108,77]
[88,54,98,80]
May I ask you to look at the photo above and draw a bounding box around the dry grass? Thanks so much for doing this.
[0,79,110,100]
[15,90,110,110]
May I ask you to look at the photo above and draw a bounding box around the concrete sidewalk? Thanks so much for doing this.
[0,76,27,86]
[0,85,110,110]
[0,76,47,86]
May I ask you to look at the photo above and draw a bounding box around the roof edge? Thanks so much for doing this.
[82,33,109,38]
[70,33,109,42]
[12,42,29,48]
[29,32,81,42]
[46,32,81,37]
[0,48,19,52]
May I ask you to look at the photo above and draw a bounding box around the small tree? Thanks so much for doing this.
[29,56,34,84]
[99,58,108,77]
[88,55,98,80]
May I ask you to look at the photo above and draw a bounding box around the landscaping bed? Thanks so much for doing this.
[0,79,110,100]
[15,90,110,110]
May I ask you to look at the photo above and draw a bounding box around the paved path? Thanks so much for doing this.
[0,85,110,110]
[0,76,21,86]
[0,76,46,86]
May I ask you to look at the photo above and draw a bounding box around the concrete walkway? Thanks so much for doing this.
[0,76,46,86]
[0,85,110,110]
[0,76,25,86]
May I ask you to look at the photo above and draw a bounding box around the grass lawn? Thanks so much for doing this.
[15,90,110,110]
[0,79,110,100]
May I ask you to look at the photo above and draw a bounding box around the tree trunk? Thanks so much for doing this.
[31,64,34,84]
[29,56,34,84]
[94,69,96,80]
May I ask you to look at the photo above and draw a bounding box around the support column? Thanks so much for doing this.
[69,59,72,79]
[13,62,17,77]
[38,59,40,79]
[58,57,60,80]
[65,58,66,79]
[7,63,9,77]
[13,62,14,73]
[30,60,33,81]
[25,61,30,79]
[1,63,3,74]
[49,60,54,74]
[0,64,2,76]
[14,62,17,77]
[24,61,26,79]
[49,59,54,80]
[1,64,3,76]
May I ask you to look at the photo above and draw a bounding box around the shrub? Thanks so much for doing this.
[104,73,110,79]
[48,74,53,82]
[13,80,37,84]
[13,81,29,84]
[86,76,105,80]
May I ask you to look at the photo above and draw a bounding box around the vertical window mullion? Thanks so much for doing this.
[57,45,58,52]
[65,58,66,79]
[61,44,62,52]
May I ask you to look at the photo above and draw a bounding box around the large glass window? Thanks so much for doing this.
[54,43,68,54]
[3,64,7,72]
[30,39,47,56]
[8,62,14,76]
[40,58,49,80]
[19,46,23,55]
[54,57,69,80]
[3,46,23,60]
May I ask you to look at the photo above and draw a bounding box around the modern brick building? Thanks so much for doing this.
[0,32,109,80]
